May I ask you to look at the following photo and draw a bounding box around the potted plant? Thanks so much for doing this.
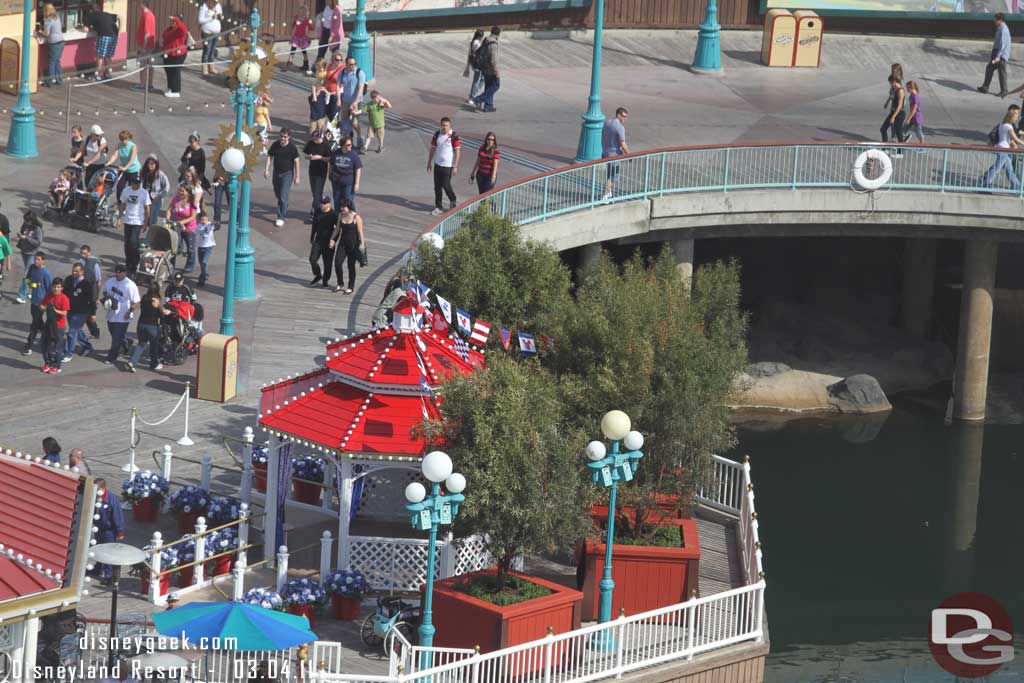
[291,456,325,505]
[121,470,170,523]
[168,485,210,533]
[138,545,179,596]
[242,587,285,611]
[251,443,269,493]
[207,496,242,525]
[282,577,326,627]
[205,528,239,577]
[324,569,369,620]
[176,537,199,587]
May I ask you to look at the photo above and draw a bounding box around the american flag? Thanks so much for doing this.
[453,335,470,362]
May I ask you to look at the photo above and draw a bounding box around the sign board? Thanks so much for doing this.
[195,333,239,402]
[439,503,452,525]
[600,466,613,488]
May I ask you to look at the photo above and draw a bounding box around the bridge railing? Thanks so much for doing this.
[425,142,1024,243]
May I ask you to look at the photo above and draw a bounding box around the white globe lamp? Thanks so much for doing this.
[404,482,426,504]
[419,232,445,251]
[422,451,453,483]
[623,431,644,452]
[585,440,607,462]
[220,147,245,175]
[236,60,262,87]
[445,472,466,494]
[601,410,631,441]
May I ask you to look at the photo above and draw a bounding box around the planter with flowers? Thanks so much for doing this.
[242,587,285,611]
[169,485,210,533]
[291,456,325,505]
[176,537,199,587]
[207,496,242,526]
[136,545,179,596]
[122,471,170,523]
[324,569,369,620]
[205,528,240,577]
[251,443,269,493]
[282,577,326,627]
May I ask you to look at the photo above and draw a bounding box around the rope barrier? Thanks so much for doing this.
[136,390,187,427]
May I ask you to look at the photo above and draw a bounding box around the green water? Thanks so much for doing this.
[730,402,1024,683]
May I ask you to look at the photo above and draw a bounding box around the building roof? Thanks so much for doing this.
[0,454,83,604]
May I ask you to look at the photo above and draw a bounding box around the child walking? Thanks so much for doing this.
[195,211,216,287]
[254,96,273,156]
[903,80,925,148]
[362,90,392,153]
[288,7,315,75]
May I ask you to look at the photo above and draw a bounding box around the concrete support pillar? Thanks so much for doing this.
[671,238,695,290]
[901,238,937,336]
[578,243,602,274]
[953,240,998,422]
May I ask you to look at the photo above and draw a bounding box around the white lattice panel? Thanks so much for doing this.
[350,536,443,592]
[452,536,493,576]
[0,623,12,650]
[355,469,421,521]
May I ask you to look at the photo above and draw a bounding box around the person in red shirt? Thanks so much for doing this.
[161,14,188,98]
[40,279,70,374]
[135,0,157,91]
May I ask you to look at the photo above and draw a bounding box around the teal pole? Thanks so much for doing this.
[574,0,605,163]
[598,441,619,625]
[233,9,259,300]
[6,0,38,158]
[417,482,440,669]
[347,0,373,81]
[692,0,722,73]
[219,173,240,335]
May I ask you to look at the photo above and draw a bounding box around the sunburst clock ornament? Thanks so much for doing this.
[227,39,278,93]
[213,123,261,183]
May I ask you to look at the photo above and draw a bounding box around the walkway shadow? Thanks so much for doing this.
[254,268,310,286]
[816,128,873,142]
[723,50,762,66]
[360,193,436,212]
[923,77,978,93]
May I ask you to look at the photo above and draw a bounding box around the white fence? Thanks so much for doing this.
[697,455,765,585]
[350,534,495,593]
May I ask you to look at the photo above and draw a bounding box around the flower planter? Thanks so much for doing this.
[177,564,195,587]
[292,480,321,505]
[287,603,316,628]
[331,594,362,620]
[431,568,582,664]
[579,517,701,622]
[207,553,234,577]
[177,510,202,534]
[140,571,171,596]
[131,496,160,523]
[253,463,268,492]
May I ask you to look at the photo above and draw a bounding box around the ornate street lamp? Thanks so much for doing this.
[574,0,606,163]
[6,0,37,158]
[692,0,723,74]
[347,0,374,81]
[584,410,644,642]
[405,451,466,663]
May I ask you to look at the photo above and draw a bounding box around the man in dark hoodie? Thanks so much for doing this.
[473,27,501,113]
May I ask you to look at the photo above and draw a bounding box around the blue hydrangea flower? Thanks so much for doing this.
[324,569,369,598]
[282,577,326,606]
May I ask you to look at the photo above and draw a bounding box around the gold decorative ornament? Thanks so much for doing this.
[212,123,261,183]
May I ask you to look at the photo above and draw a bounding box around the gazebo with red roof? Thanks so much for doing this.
[254,297,486,584]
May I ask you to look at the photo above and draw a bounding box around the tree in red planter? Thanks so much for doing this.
[324,569,369,620]
[282,577,326,628]
[121,470,170,523]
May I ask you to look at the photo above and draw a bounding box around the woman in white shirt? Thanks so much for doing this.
[198,0,223,76]
[983,109,1024,190]
[82,125,108,184]
[36,3,64,86]
[315,1,334,62]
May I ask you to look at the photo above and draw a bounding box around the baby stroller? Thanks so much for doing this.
[44,165,85,217]
[72,166,120,233]
[162,298,204,365]
[135,224,178,290]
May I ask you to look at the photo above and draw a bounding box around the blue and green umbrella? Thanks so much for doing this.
[151,602,317,651]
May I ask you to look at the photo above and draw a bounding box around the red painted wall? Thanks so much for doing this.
[38,32,129,76]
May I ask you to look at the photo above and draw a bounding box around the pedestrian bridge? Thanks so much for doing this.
[424,142,1024,250]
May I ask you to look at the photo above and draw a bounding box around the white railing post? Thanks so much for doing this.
[240,426,254,508]
[319,530,333,586]
[193,517,207,585]
[237,503,250,568]
[148,531,163,604]
[755,583,766,642]
[200,453,212,491]
[614,609,626,677]
[685,593,696,660]
[276,545,289,593]
[232,559,246,601]
[543,627,554,683]
[321,460,334,511]
[470,646,481,683]
[160,444,174,482]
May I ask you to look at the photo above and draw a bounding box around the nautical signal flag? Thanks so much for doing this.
[470,319,491,346]
[431,309,449,333]
[453,335,471,362]
[498,327,512,350]
[436,295,453,324]
[518,332,537,356]
[456,308,472,336]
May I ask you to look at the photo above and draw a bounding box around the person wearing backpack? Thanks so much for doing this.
[473,27,501,113]
[76,244,103,340]
[339,56,367,148]
[464,30,486,105]
[983,108,1023,189]
[15,211,43,304]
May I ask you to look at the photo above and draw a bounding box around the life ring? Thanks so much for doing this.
[852,149,893,191]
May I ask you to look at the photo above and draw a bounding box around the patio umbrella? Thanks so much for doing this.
[151,602,317,651]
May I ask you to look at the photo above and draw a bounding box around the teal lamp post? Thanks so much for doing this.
[347,0,373,81]
[692,0,722,73]
[217,147,245,336]
[574,0,605,163]
[233,9,264,301]
[405,451,466,666]
[6,0,38,158]
[585,410,645,643]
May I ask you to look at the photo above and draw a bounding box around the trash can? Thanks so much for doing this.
[195,333,239,402]
[793,11,823,67]
[761,9,796,67]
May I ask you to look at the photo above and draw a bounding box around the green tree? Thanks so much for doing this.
[421,355,590,590]
[549,248,748,538]
[413,208,572,338]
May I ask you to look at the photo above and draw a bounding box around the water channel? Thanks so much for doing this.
[729,401,1024,683]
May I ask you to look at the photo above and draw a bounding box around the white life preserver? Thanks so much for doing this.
[852,149,893,191]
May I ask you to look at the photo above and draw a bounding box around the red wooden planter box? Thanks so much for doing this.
[131,496,160,523]
[253,463,268,492]
[177,510,202,534]
[287,603,316,628]
[590,494,685,527]
[580,516,700,621]
[331,594,361,620]
[140,572,171,596]
[292,480,322,505]
[431,568,583,664]
[207,553,234,577]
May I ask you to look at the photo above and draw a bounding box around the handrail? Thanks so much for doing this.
[413,142,1024,248]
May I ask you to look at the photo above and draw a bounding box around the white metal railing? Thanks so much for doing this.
[696,455,764,585]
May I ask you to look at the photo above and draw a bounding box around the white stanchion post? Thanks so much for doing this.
[232,559,246,601]
[200,454,212,491]
[237,503,250,568]
[193,517,207,585]
[275,545,289,593]
[318,530,333,586]
[241,427,254,507]
[122,407,139,473]
[161,444,174,483]
[177,382,195,446]
[149,531,163,605]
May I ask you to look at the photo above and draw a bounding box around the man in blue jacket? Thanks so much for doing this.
[93,477,126,585]
[979,13,1011,98]
[22,251,52,356]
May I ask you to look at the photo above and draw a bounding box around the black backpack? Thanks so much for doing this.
[988,125,1000,146]
[473,41,491,71]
